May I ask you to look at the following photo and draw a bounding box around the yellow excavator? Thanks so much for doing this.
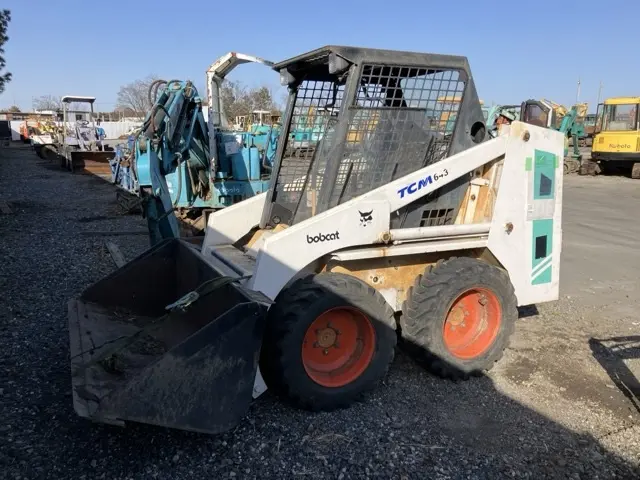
[587,96,640,178]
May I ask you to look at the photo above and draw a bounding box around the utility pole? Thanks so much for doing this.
[575,78,581,103]
[596,81,603,105]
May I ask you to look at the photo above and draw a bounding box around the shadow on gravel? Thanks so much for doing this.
[16,351,635,480]
[76,215,115,223]
[590,336,640,414]
[517,304,539,319]
[11,327,637,479]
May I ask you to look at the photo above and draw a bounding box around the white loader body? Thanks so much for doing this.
[201,121,564,396]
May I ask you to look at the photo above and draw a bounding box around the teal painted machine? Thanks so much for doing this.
[288,111,327,152]
[519,99,584,173]
[110,52,280,244]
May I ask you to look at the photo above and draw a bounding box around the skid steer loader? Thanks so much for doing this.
[68,46,564,434]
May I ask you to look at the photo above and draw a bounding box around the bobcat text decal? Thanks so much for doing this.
[397,169,449,199]
[307,231,340,244]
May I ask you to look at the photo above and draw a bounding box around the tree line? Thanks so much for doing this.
[26,76,282,122]
[113,76,282,121]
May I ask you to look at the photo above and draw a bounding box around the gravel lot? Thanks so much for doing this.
[1,145,639,479]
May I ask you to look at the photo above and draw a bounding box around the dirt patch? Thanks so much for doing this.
[504,355,538,383]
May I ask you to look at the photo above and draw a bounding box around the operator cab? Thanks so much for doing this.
[263,45,487,229]
[520,99,556,129]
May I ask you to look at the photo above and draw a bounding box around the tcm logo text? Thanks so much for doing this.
[307,231,341,244]
[397,175,432,199]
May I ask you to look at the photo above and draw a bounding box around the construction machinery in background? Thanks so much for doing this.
[585,97,640,178]
[109,53,282,244]
[19,119,58,157]
[451,102,520,137]
[234,110,281,131]
[68,45,564,435]
[483,105,521,137]
[40,96,122,176]
[582,112,598,145]
[19,120,36,143]
[519,99,587,174]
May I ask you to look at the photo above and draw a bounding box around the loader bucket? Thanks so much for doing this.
[70,150,114,177]
[68,238,270,434]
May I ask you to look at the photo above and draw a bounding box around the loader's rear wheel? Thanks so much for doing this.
[400,257,517,380]
[260,272,396,411]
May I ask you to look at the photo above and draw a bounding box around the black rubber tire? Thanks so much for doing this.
[400,257,517,380]
[259,272,397,411]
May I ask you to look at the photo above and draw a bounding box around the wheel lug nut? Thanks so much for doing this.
[323,349,329,355]
[478,296,488,306]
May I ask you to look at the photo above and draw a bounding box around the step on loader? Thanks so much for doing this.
[68,46,564,434]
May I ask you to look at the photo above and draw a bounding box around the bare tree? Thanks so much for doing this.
[33,95,61,111]
[115,75,160,116]
[220,80,250,121]
[220,81,280,122]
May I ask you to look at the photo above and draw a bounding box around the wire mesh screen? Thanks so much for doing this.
[272,80,345,218]
[326,66,465,209]
[275,65,466,225]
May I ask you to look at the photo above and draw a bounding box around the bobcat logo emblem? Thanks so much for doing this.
[359,210,373,227]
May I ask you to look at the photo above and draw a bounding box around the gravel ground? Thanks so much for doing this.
[1,145,639,479]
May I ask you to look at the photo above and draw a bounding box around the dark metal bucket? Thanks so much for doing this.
[68,238,269,434]
[70,151,114,177]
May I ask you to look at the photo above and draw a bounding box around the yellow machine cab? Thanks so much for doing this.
[591,96,640,178]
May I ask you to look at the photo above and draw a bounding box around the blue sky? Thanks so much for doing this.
[2,0,638,113]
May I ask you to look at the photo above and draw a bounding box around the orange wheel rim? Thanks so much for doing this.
[443,288,502,359]
[302,307,376,387]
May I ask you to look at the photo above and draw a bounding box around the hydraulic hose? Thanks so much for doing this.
[148,79,168,106]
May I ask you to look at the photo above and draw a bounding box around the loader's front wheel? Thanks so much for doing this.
[401,257,517,380]
[260,273,397,411]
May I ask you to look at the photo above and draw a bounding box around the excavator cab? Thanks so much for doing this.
[520,99,555,128]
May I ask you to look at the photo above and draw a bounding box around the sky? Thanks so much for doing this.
[2,0,639,113]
